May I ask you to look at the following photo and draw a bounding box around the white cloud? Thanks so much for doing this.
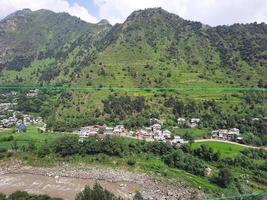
[93,0,267,26]
[0,0,98,23]
[1,0,266,26]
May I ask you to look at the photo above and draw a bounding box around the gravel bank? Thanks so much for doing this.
[0,160,205,200]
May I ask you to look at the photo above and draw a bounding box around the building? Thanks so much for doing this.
[212,128,240,141]
[113,125,126,136]
[136,128,154,139]
[151,124,161,132]
[26,89,39,97]
[104,127,114,135]
[79,126,98,138]
[189,118,200,128]
[171,136,184,144]
[177,118,186,125]
[17,123,27,133]
[162,130,172,139]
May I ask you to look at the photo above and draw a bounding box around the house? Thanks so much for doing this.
[23,115,33,125]
[162,130,172,139]
[171,136,184,144]
[212,129,228,139]
[136,128,153,139]
[79,126,98,138]
[212,129,227,139]
[212,128,240,141]
[26,89,39,97]
[113,125,126,136]
[177,118,186,125]
[237,136,243,142]
[228,128,240,135]
[227,128,240,140]
[154,134,165,141]
[251,118,260,121]
[17,123,27,133]
[104,127,114,135]
[151,124,161,132]
[189,118,200,128]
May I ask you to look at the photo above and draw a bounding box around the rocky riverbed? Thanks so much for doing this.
[0,160,205,200]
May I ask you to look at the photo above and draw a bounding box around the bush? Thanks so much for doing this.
[75,183,123,200]
[0,135,14,142]
[0,148,7,153]
[0,154,5,159]
[0,193,6,200]
[127,159,136,166]
[52,135,80,157]
[211,168,233,188]
[133,192,144,200]
[37,144,51,158]
[6,152,13,158]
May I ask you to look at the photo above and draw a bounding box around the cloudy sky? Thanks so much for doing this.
[0,0,266,26]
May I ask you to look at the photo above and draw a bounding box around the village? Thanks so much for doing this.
[77,117,243,145]
[0,90,47,132]
[0,90,246,145]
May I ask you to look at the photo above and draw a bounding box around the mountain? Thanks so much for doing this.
[0,7,265,88]
[1,8,266,131]
[0,9,111,71]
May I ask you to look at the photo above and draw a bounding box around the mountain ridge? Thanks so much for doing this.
[0,7,266,88]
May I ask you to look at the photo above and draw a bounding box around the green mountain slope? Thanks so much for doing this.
[0,8,111,72]
[0,8,266,87]
[0,8,266,134]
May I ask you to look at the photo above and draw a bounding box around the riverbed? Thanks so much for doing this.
[0,161,204,200]
[0,173,140,199]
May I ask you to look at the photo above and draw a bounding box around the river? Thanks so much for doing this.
[0,173,141,199]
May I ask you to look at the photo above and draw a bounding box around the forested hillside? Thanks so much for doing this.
[0,8,266,142]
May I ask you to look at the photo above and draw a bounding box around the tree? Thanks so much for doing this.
[0,193,6,200]
[184,131,194,144]
[75,183,123,200]
[213,168,233,187]
[52,136,80,157]
[133,192,144,200]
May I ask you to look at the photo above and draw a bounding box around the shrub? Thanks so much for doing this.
[127,159,136,166]
[6,152,13,158]
[75,183,123,200]
[0,148,7,153]
[211,168,233,188]
[0,135,14,142]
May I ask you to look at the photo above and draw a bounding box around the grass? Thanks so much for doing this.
[1,127,266,196]
[172,127,211,139]
[0,126,62,149]
[0,127,221,192]
[191,141,247,158]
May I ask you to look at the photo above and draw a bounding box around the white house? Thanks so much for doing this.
[113,125,126,136]
[104,127,114,135]
[171,136,184,144]
[189,118,200,128]
[162,130,172,139]
[151,124,161,132]
[212,128,240,141]
[177,118,186,125]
